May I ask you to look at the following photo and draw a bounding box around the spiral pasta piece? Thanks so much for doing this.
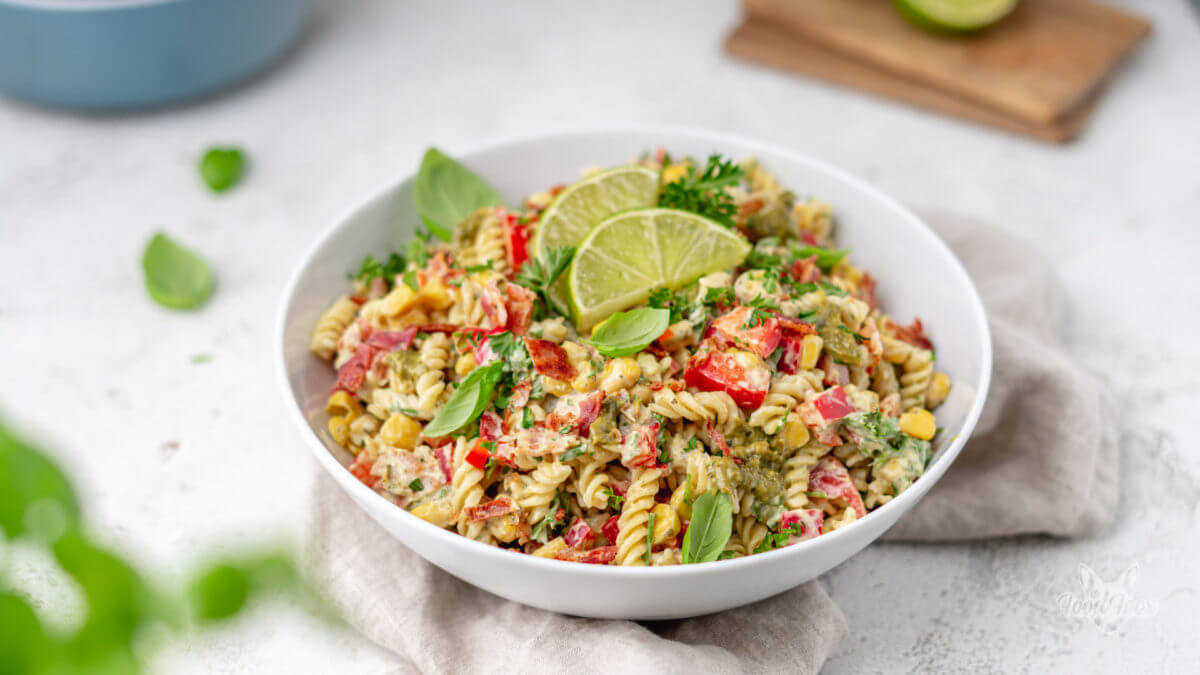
[784,441,827,510]
[310,296,358,360]
[574,460,612,510]
[650,389,740,431]
[900,349,934,412]
[451,438,491,542]
[475,210,509,275]
[447,278,488,327]
[415,333,450,418]
[615,468,663,566]
[747,372,822,434]
[519,461,572,526]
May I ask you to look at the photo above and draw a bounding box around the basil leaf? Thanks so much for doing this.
[0,421,80,540]
[414,147,505,242]
[422,361,503,437]
[199,146,245,192]
[681,491,732,564]
[588,307,670,357]
[791,245,850,272]
[142,232,216,310]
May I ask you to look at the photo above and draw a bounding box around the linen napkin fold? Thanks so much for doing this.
[883,209,1119,541]
[305,210,1118,674]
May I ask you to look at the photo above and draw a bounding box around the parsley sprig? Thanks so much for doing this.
[743,295,779,328]
[658,153,745,227]
[514,245,574,315]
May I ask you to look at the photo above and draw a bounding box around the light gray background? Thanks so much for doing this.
[2,0,1197,672]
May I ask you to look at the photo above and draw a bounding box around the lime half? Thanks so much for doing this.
[893,0,1017,34]
[534,166,660,312]
[568,208,751,330]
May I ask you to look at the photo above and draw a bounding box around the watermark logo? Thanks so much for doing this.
[1057,563,1158,635]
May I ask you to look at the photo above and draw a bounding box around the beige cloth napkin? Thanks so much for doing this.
[306,211,1118,674]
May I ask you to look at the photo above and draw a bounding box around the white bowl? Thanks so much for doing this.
[277,127,992,620]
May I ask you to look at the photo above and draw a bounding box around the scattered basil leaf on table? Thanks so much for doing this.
[414,147,505,241]
[589,307,670,357]
[681,491,733,564]
[790,244,850,272]
[0,418,316,672]
[423,361,504,437]
[142,232,216,310]
[199,146,245,192]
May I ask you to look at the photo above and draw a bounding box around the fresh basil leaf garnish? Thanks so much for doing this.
[422,361,503,437]
[588,307,670,357]
[413,147,505,241]
[681,491,733,564]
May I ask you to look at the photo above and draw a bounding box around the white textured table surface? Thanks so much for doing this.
[3,0,1198,672]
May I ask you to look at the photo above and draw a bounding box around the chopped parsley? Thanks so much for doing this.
[560,443,590,462]
[644,512,658,565]
[657,153,745,227]
[514,245,574,315]
[742,296,779,328]
[408,478,424,491]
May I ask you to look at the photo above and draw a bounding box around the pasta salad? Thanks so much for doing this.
[309,148,951,566]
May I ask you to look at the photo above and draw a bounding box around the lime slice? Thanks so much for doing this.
[893,0,1017,34]
[534,166,660,312]
[568,208,751,330]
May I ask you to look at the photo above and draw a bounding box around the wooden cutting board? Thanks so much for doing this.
[730,0,1150,141]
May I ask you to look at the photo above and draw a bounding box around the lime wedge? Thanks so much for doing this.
[568,208,751,330]
[534,166,660,312]
[893,0,1017,34]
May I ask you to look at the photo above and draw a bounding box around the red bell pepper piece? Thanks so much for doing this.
[601,514,620,545]
[708,306,781,359]
[347,453,378,489]
[808,456,866,519]
[621,420,662,468]
[464,440,491,470]
[684,348,770,409]
[810,386,855,423]
[504,213,531,274]
[779,508,824,543]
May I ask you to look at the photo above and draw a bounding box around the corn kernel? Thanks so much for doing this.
[417,278,454,311]
[899,408,936,441]
[572,370,599,393]
[410,499,456,528]
[650,503,681,546]
[487,511,522,543]
[925,372,951,409]
[669,483,693,521]
[327,416,350,447]
[379,284,418,317]
[326,391,363,419]
[395,308,430,327]
[542,377,572,397]
[379,413,422,450]
[783,415,811,450]
[800,334,824,370]
[662,163,689,184]
[526,190,553,210]
[455,354,476,378]
[532,536,568,558]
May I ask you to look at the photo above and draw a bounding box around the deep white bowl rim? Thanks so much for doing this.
[276,124,993,579]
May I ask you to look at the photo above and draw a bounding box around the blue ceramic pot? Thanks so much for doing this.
[0,0,315,111]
